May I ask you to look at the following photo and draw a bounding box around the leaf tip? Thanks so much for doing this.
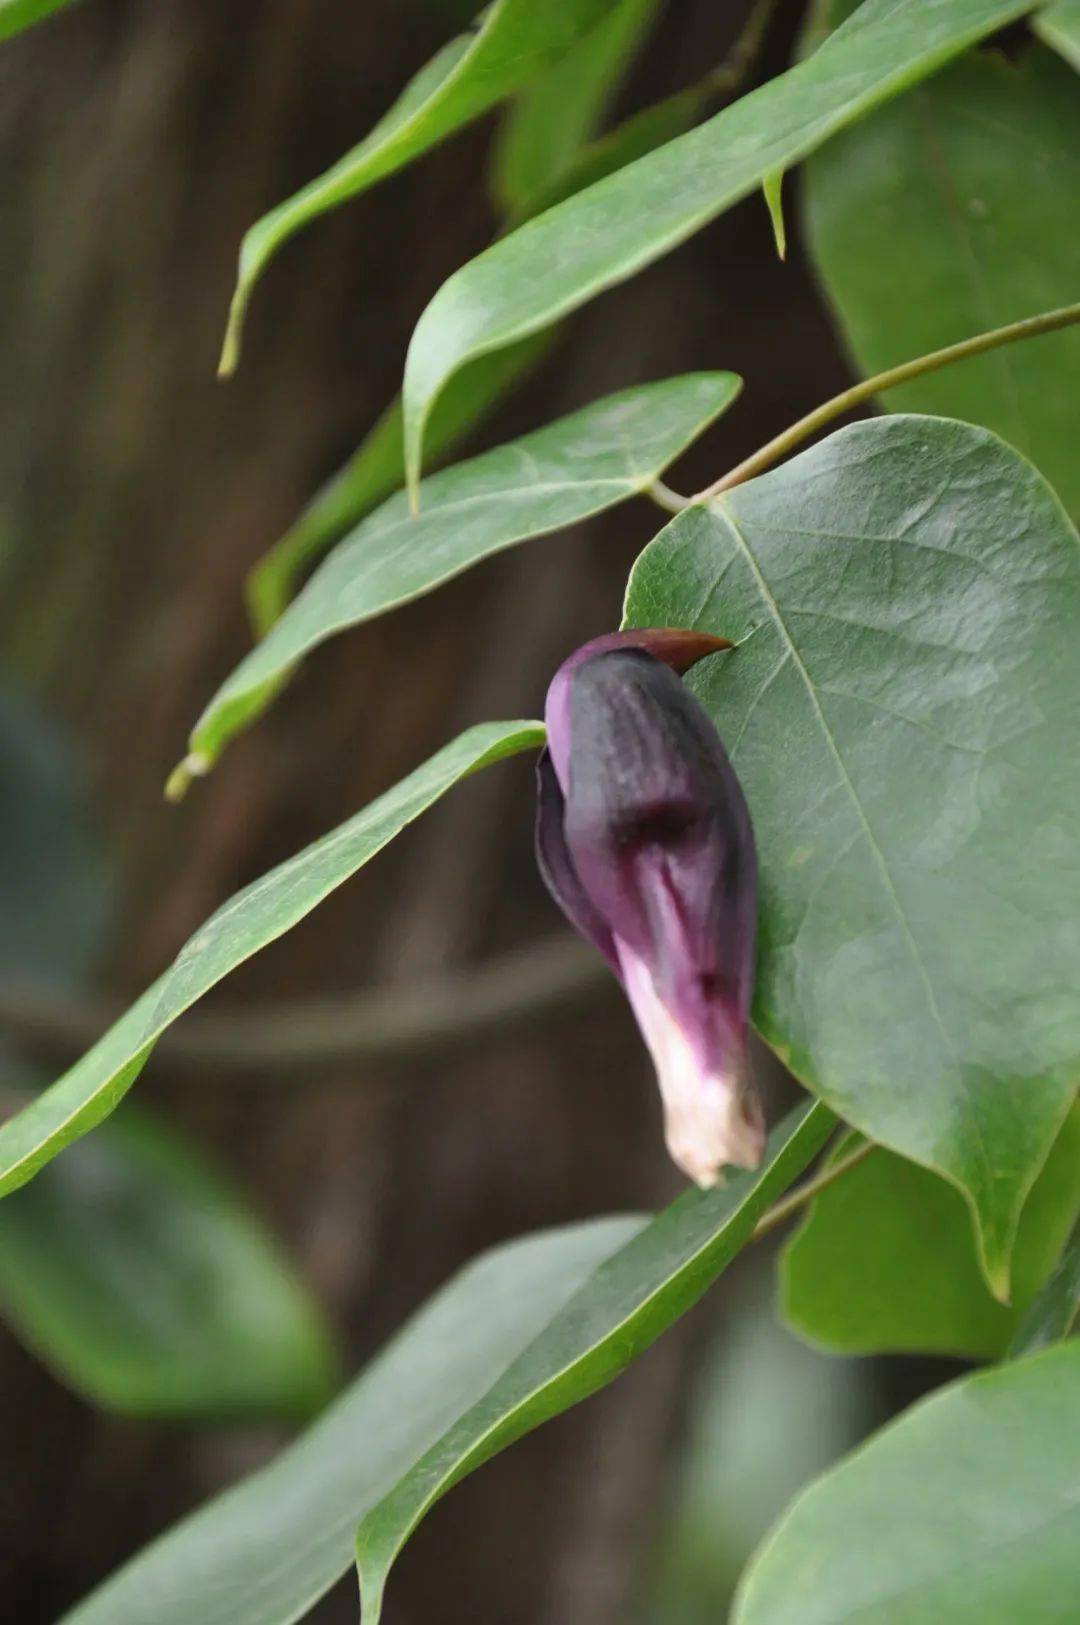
[763,170,787,261]
[218,286,247,379]
[165,752,211,803]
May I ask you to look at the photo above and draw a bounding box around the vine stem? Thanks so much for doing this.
[692,301,1080,502]
[752,1136,873,1241]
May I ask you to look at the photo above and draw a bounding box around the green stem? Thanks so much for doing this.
[698,301,1080,501]
[752,1136,872,1240]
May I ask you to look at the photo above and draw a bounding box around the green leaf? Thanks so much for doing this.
[762,170,786,259]
[781,1106,1080,1360]
[1035,1,1080,69]
[1009,1226,1080,1356]
[401,0,1034,498]
[804,44,1080,518]
[491,0,660,216]
[624,415,1080,1295]
[733,1341,1080,1624]
[0,1099,335,1417]
[220,0,613,373]
[64,1101,834,1625]
[189,372,739,771]
[0,0,75,42]
[245,334,555,635]
[0,721,543,1197]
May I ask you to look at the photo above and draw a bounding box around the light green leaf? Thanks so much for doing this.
[246,334,555,635]
[762,170,786,259]
[781,1106,1080,1360]
[1035,1,1080,69]
[805,44,1080,517]
[733,1342,1080,1624]
[0,0,75,42]
[401,0,1034,497]
[65,1101,834,1625]
[1009,1226,1080,1356]
[220,0,612,373]
[624,415,1080,1294]
[0,721,543,1197]
[491,0,661,216]
[0,1099,335,1417]
[190,372,739,771]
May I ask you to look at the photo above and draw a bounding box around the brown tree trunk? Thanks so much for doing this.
[0,2,849,1620]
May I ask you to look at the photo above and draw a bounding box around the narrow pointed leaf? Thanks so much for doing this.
[733,1343,1080,1625]
[0,1100,335,1417]
[624,415,1080,1294]
[491,0,660,215]
[1035,1,1080,69]
[805,45,1080,517]
[220,0,612,371]
[190,373,739,771]
[781,1106,1080,1360]
[64,1101,832,1624]
[62,1214,644,1625]
[1009,1226,1080,1356]
[0,721,543,1197]
[0,0,75,42]
[354,1102,835,1623]
[401,0,1033,495]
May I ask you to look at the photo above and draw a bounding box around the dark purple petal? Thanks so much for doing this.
[535,748,620,974]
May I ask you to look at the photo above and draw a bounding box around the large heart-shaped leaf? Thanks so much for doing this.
[624,415,1080,1293]
[189,373,739,772]
[733,1341,1080,1624]
[781,1106,1080,1360]
[0,1098,335,1417]
[805,45,1080,517]
[1035,1,1080,67]
[64,1101,834,1625]
[0,721,543,1198]
[220,0,612,371]
[400,0,1034,495]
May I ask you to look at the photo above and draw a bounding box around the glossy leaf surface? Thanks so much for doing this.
[624,415,1080,1293]
[734,1342,1080,1624]
[805,45,1080,516]
[192,373,739,769]
[781,1107,1080,1359]
[401,0,1033,494]
[66,1102,833,1625]
[0,1101,335,1416]
[220,0,611,370]
[0,721,543,1197]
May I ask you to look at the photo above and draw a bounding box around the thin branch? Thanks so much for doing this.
[752,1137,873,1241]
[0,938,611,1077]
[646,478,691,514]
[696,301,1080,501]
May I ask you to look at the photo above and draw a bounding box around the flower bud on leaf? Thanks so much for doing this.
[537,629,762,1186]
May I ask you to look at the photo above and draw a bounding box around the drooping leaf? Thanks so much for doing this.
[1009,1226,1080,1356]
[1035,0,1080,68]
[64,1101,834,1625]
[220,0,612,372]
[190,373,739,771]
[401,0,1034,497]
[0,1097,335,1417]
[246,334,555,635]
[781,1106,1080,1360]
[805,44,1080,517]
[762,170,786,259]
[0,0,75,42]
[0,721,543,1197]
[491,0,661,216]
[733,1342,1080,1624]
[624,415,1080,1294]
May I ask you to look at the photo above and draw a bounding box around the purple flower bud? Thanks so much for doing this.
[537,629,762,1186]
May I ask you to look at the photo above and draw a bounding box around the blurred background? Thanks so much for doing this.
[0,1,954,1618]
